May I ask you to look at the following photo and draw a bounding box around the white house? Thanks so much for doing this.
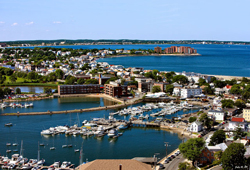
[180,87,202,98]
[226,117,248,131]
[208,110,225,121]
[173,87,181,96]
[189,121,203,132]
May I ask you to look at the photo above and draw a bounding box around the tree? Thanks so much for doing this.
[15,88,21,94]
[178,162,195,170]
[84,79,98,84]
[4,68,14,76]
[198,78,206,86]
[230,84,242,95]
[44,87,52,94]
[221,99,234,108]
[165,84,174,95]
[209,130,226,146]
[27,71,37,80]
[242,91,250,101]
[55,69,64,79]
[77,78,85,84]
[9,75,17,83]
[234,99,246,109]
[189,117,197,123]
[0,88,4,98]
[65,76,77,85]
[214,80,226,88]
[233,127,247,140]
[221,143,246,169]
[199,113,212,129]
[179,138,205,166]
[3,87,11,95]
[203,85,215,95]
[152,86,161,93]
[173,75,188,85]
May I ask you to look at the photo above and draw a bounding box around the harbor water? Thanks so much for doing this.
[0,97,116,114]
[0,102,198,167]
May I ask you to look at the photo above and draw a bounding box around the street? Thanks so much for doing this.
[162,154,185,170]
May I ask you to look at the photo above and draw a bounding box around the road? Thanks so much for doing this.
[162,154,185,170]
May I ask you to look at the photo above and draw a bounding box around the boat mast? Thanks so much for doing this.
[38,141,40,161]
[20,140,23,156]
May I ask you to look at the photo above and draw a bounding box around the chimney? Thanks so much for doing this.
[119,164,122,170]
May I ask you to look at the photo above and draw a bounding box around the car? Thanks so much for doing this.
[164,159,169,164]
[167,157,172,161]
[176,150,181,154]
[171,155,175,159]
[158,164,165,169]
[174,152,179,156]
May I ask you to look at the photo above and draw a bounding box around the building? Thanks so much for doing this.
[135,77,154,92]
[153,82,169,92]
[76,159,152,170]
[104,82,127,97]
[189,121,203,132]
[180,87,202,98]
[154,46,162,53]
[198,146,221,165]
[226,117,247,131]
[208,110,225,121]
[243,107,250,121]
[58,85,100,95]
[164,46,197,54]
[0,43,7,47]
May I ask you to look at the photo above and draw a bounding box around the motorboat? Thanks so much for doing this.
[37,159,45,166]
[13,143,18,146]
[62,145,67,148]
[84,122,97,127]
[82,120,88,125]
[107,129,118,138]
[61,161,71,168]
[22,164,33,170]
[41,130,53,135]
[94,126,105,136]
[50,147,56,150]
[117,124,128,130]
[5,123,13,127]
[6,143,12,146]
[67,144,73,147]
[74,149,80,152]
[6,150,11,153]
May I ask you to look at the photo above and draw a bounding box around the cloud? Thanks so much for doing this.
[26,21,34,25]
[0,21,4,24]
[11,23,18,26]
[53,21,61,24]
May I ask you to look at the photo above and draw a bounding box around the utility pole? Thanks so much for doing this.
[164,142,169,157]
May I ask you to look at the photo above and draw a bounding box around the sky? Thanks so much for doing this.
[0,0,250,42]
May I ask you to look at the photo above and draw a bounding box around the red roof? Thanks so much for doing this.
[231,117,245,122]
[225,85,232,89]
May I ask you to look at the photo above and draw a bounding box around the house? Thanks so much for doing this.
[173,87,181,96]
[76,159,152,170]
[243,107,250,121]
[189,121,203,132]
[180,86,202,98]
[198,146,222,165]
[226,117,248,131]
[208,110,225,121]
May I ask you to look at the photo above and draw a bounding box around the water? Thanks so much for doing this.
[0,97,116,114]
[0,102,197,166]
[23,44,250,77]
[6,86,57,94]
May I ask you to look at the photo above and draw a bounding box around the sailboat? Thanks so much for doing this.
[37,142,45,165]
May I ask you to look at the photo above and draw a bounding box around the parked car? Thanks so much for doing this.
[171,155,175,159]
[167,156,172,161]
[164,159,169,164]
[158,163,165,169]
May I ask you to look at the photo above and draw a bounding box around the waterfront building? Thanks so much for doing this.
[154,46,162,53]
[208,110,225,121]
[243,107,250,121]
[58,84,100,95]
[189,121,203,132]
[180,86,202,98]
[164,46,197,54]
[135,77,154,92]
[76,159,152,170]
[104,82,128,97]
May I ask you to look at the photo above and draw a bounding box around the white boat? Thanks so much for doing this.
[6,150,11,153]
[6,143,11,146]
[13,143,18,146]
[107,129,118,138]
[94,126,105,136]
[74,149,80,152]
[61,161,71,168]
[5,123,13,127]
[37,159,45,166]
[84,122,97,127]
[41,130,53,135]
[62,145,67,148]
[145,114,149,119]
[50,147,56,150]
[117,124,128,130]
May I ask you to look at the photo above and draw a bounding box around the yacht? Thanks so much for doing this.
[107,129,118,138]
[61,161,71,168]
[41,130,53,135]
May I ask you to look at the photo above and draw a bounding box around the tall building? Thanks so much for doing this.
[58,85,100,95]
[243,107,250,121]
[104,82,127,97]
[164,46,197,54]
[154,46,162,53]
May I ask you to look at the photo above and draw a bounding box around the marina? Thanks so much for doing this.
[0,101,199,167]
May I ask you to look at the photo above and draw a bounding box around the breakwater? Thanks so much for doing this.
[1,99,143,116]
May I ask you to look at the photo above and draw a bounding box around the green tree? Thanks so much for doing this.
[3,87,11,95]
[44,87,52,94]
[179,138,205,166]
[178,162,195,170]
[65,76,77,85]
[173,75,189,85]
[189,117,197,123]
[221,99,234,108]
[234,99,246,109]
[4,68,14,76]
[15,88,21,94]
[203,85,215,95]
[214,80,226,88]
[198,78,206,86]
[165,84,174,95]
[27,71,37,80]
[9,75,17,83]
[77,78,85,84]
[209,130,226,146]
[55,69,64,79]
[199,113,212,129]
[230,84,242,95]
[221,143,246,169]
[152,86,161,93]
[242,91,250,101]
[233,127,247,140]
[84,79,98,84]
[0,88,4,98]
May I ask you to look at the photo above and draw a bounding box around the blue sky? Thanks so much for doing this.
[0,0,249,41]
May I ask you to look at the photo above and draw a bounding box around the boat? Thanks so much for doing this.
[13,149,18,152]
[107,129,119,138]
[39,143,45,146]
[61,161,71,168]
[50,147,56,150]
[5,123,13,127]
[117,124,128,130]
[94,126,105,136]
[22,164,33,170]
[67,144,73,147]
[41,130,53,135]
[6,143,12,146]
[13,143,18,146]
[62,145,67,148]
[74,149,80,152]
[37,159,45,166]
[6,150,12,153]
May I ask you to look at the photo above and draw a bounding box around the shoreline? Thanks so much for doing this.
[101,53,201,58]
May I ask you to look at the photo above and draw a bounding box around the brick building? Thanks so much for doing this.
[58,84,100,95]
[154,46,162,53]
[104,82,127,97]
[153,82,169,92]
[164,46,197,54]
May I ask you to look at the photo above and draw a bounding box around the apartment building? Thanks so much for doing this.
[58,84,100,95]
[243,107,250,121]
[104,82,127,97]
